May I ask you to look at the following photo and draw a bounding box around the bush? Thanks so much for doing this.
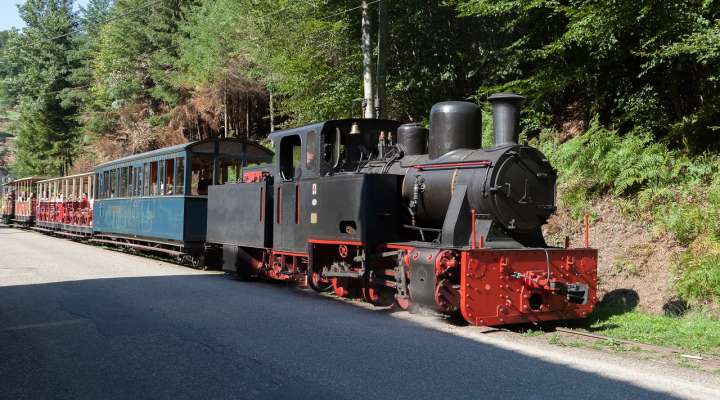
[539,118,677,217]
[675,237,720,305]
[540,119,720,308]
[676,255,720,305]
[657,203,709,245]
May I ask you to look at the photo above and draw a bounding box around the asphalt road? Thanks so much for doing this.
[1,226,719,400]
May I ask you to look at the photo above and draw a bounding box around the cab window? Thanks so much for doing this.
[219,159,242,184]
[279,135,301,181]
[306,131,317,170]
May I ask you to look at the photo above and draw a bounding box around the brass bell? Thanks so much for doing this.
[350,122,361,135]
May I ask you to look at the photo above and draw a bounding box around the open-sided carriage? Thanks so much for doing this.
[35,172,96,236]
[2,177,48,225]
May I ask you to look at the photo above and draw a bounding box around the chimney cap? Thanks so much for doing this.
[488,93,525,102]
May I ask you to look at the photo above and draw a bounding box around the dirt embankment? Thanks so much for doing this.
[545,198,684,314]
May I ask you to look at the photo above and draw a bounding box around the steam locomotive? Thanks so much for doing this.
[1,93,597,326]
[208,93,597,326]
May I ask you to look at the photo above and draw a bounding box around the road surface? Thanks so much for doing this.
[1,226,719,399]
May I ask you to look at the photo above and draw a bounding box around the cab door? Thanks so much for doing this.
[273,181,299,251]
[272,129,321,253]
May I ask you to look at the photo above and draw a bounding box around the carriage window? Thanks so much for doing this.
[158,161,165,196]
[137,166,143,196]
[306,131,317,170]
[143,163,150,196]
[279,135,301,181]
[102,171,108,198]
[127,166,134,197]
[109,169,117,197]
[150,162,159,196]
[175,157,185,195]
[120,167,128,197]
[132,167,139,196]
[164,158,175,195]
[190,156,213,196]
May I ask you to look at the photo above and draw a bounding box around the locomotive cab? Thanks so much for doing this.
[268,120,404,253]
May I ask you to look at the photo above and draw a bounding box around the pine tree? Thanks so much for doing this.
[6,0,79,176]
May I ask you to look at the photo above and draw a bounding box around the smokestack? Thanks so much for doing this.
[488,93,524,146]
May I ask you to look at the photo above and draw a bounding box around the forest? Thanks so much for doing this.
[1,0,720,347]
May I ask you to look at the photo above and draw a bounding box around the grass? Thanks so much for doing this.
[587,304,720,354]
[610,257,639,277]
[520,329,544,337]
[678,358,701,370]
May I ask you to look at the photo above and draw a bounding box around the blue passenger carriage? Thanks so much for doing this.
[92,138,273,264]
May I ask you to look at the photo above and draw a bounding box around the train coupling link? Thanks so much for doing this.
[510,272,589,305]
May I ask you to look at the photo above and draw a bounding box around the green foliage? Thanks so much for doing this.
[93,0,192,107]
[611,258,639,277]
[540,114,720,306]
[452,0,720,149]
[2,0,79,176]
[673,236,720,305]
[676,254,720,305]
[588,304,720,354]
[539,119,676,217]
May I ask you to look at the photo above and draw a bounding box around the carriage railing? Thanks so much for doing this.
[36,199,93,226]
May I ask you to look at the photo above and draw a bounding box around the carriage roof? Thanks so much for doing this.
[95,138,274,170]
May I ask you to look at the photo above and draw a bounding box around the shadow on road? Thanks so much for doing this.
[0,274,682,400]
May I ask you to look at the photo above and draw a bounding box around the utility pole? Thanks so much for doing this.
[223,78,228,138]
[375,0,387,119]
[361,0,375,119]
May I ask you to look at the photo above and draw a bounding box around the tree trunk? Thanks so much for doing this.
[361,0,375,119]
[269,89,275,133]
[246,98,250,140]
[223,80,228,138]
[375,0,387,119]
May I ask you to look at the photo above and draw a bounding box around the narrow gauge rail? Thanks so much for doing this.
[1,93,599,327]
